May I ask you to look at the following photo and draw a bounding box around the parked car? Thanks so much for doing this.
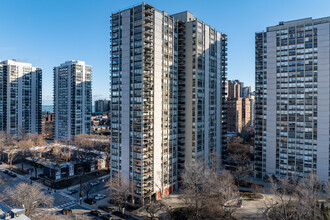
[8,172,17,177]
[94,194,106,200]
[90,181,100,186]
[62,208,72,215]
[90,210,101,216]
[99,205,114,213]
[84,198,96,205]
[67,189,78,195]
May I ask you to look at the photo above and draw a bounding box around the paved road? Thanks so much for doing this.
[0,164,112,219]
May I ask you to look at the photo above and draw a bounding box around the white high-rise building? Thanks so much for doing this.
[53,61,92,140]
[0,60,42,138]
[255,17,330,181]
[110,3,227,203]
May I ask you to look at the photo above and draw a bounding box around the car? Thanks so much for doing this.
[90,210,101,216]
[61,208,72,215]
[67,189,78,195]
[90,181,100,186]
[3,170,9,174]
[8,172,17,177]
[94,194,106,200]
[99,206,114,213]
[84,198,96,205]
[101,214,113,220]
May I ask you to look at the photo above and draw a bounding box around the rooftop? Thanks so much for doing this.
[267,16,330,31]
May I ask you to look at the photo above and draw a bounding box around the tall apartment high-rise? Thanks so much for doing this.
[95,99,110,113]
[226,79,252,133]
[171,10,227,173]
[227,97,251,133]
[227,80,241,99]
[255,17,330,181]
[110,3,227,202]
[0,60,42,138]
[53,61,92,140]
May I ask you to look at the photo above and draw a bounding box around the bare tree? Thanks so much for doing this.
[324,181,330,201]
[227,137,254,186]
[143,200,165,220]
[181,161,239,219]
[22,133,47,146]
[73,134,94,150]
[16,139,34,171]
[6,182,54,218]
[81,181,94,200]
[8,146,18,169]
[93,135,110,171]
[265,174,324,220]
[28,149,41,178]
[107,173,130,210]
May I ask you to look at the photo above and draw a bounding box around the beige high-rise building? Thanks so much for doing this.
[227,98,242,132]
[226,79,252,133]
[227,97,251,133]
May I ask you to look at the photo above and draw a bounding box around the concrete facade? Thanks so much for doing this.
[0,60,42,138]
[255,17,330,181]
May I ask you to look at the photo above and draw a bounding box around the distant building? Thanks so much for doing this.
[95,99,110,113]
[249,92,255,127]
[92,114,110,136]
[227,97,251,133]
[53,61,92,140]
[241,86,251,98]
[42,112,54,140]
[227,80,241,99]
[226,79,252,133]
[227,98,242,133]
[0,60,42,139]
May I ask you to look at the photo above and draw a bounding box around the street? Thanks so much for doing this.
[0,163,120,219]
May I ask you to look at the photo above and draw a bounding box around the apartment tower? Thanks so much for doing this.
[53,61,92,140]
[0,60,42,138]
[110,3,227,203]
[255,17,330,181]
[95,99,111,113]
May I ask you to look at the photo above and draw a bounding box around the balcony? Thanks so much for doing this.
[145,23,153,30]
[144,51,153,57]
[145,16,153,22]
[145,9,153,15]
[144,37,153,43]
[144,30,153,36]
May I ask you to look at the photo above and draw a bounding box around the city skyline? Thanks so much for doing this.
[1,0,329,105]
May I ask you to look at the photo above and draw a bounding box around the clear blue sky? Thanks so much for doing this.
[0,0,329,105]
